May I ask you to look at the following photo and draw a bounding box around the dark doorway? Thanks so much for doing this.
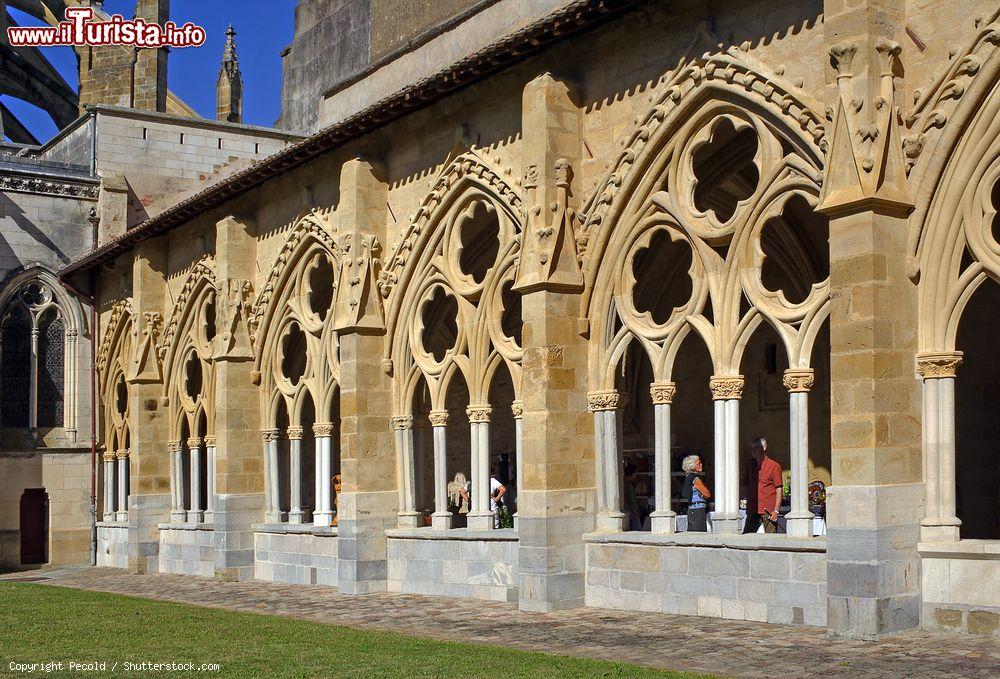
[19,488,49,564]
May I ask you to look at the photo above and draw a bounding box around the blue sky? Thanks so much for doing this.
[3,0,295,141]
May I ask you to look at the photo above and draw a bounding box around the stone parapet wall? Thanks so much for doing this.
[252,525,338,587]
[386,529,518,602]
[158,524,215,577]
[585,534,827,627]
[920,543,1000,636]
[96,523,128,569]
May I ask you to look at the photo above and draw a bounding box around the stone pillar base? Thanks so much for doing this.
[467,512,495,530]
[264,511,285,523]
[213,494,264,582]
[650,510,676,534]
[712,513,741,534]
[920,518,961,543]
[314,511,333,527]
[396,511,420,528]
[785,511,815,537]
[288,510,304,524]
[187,510,203,523]
[431,512,454,529]
[128,493,169,575]
[115,511,128,522]
[204,511,214,524]
[102,512,115,522]
[596,512,626,532]
[517,498,593,613]
[169,510,187,523]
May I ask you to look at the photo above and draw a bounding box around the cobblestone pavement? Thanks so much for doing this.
[8,568,999,678]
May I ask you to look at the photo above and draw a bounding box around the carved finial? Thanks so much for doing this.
[829,42,857,77]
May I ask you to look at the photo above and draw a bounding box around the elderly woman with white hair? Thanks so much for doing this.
[680,454,712,532]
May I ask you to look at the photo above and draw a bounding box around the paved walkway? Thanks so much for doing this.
[7,568,999,678]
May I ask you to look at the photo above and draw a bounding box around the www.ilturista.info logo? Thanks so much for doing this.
[7,7,206,48]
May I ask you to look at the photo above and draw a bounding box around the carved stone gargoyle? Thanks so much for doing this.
[514,157,584,293]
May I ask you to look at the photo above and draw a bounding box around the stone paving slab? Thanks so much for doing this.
[11,568,1000,678]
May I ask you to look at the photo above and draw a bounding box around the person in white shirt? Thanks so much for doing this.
[489,469,507,528]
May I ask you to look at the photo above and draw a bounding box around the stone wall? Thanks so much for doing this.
[96,522,129,569]
[157,524,215,577]
[920,544,1000,636]
[253,525,338,586]
[585,534,827,626]
[386,529,518,602]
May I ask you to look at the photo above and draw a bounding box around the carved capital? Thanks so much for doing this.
[313,422,335,437]
[782,368,815,393]
[588,390,626,412]
[286,426,304,441]
[428,410,449,427]
[511,400,524,419]
[115,449,129,461]
[650,382,676,405]
[875,38,901,76]
[389,416,413,431]
[710,376,744,400]
[167,441,182,454]
[102,450,116,462]
[186,437,203,449]
[466,405,493,423]
[203,436,217,447]
[916,352,963,379]
[261,428,282,443]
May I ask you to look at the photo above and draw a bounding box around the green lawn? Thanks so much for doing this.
[0,583,707,678]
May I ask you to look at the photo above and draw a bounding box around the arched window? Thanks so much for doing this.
[0,279,71,430]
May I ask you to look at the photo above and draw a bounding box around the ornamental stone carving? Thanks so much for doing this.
[102,450,116,462]
[782,369,815,393]
[204,436,217,447]
[334,232,385,334]
[167,441,182,454]
[710,376,745,400]
[587,390,627,412]
[313,423,334,437]
[466,405,493,423]
[261,429,282,443]
[0,173,99,200]
[428,410,449,427]
[916,352,964,379]
[650,382,676,404]
[215,279,255,361]
[389,416,413,431]
[514,157,584,292]
[127,311,163,385]
[186,437,203,448]
[511,401,524,419]
[286,426,304,441]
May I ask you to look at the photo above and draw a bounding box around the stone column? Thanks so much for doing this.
[467,405,494,530]
[124,237,170,573]
[429,410,452,529]
[262,429,283,523]
[392,416,419,528]
[204,436,216,523]
[515,72,593,612]
[313,423,334,527]
[102,451,115,521]
[589,390,626,532]
[187,437,203,523]
[168,441,186,523]
[819,5,922,637]
[212,214,264,580]
[710,376,743,533]
[115,450,129,522]
[917,353,963,542]
[287,426,304,524]
[333,156,396,594]
[784,369,815,537]
[649,382,677,533]
[511,401,523,526]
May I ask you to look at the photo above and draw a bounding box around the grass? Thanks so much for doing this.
[0,583,708,678]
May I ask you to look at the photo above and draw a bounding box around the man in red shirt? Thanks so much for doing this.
[741,437,783,533]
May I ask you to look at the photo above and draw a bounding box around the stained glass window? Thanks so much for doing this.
[38,308,64,428]
[1,305,31,427]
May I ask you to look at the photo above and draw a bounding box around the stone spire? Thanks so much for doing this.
[216,24,243,123]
